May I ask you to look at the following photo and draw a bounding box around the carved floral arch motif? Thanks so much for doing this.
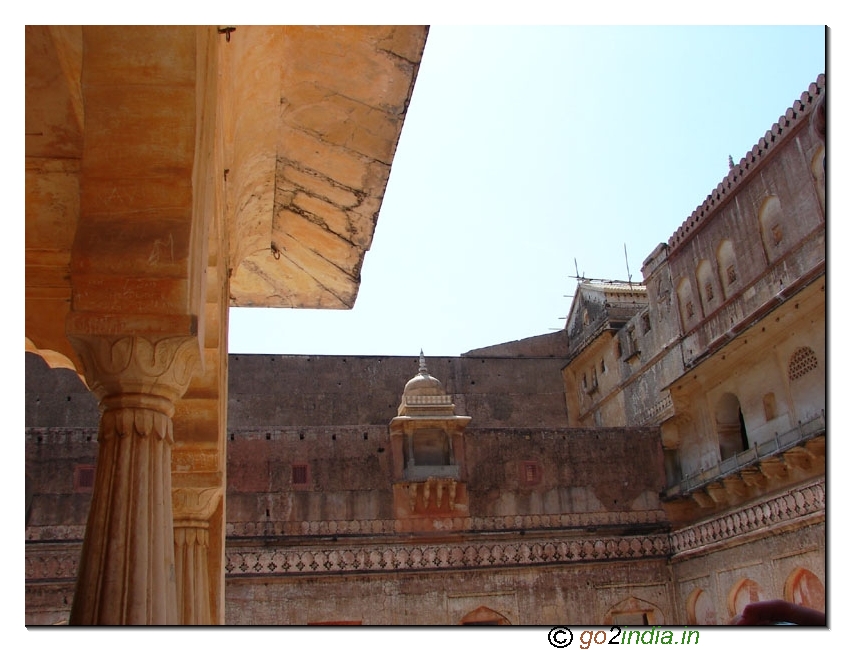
[459,606,511,625]
[784,568,825,612]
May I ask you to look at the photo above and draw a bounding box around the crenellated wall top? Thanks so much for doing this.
[667,74,825,253]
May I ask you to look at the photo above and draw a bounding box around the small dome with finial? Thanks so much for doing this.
[403,350,445,397]
[393,351,468,420]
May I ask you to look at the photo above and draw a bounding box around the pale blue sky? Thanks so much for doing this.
[229,25,827,357]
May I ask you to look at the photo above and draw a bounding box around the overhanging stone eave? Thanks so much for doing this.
[224,26,428,312]
[227,244,366,309]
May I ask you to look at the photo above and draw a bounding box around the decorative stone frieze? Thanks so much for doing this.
[28,478,822,583]
[225,533,671,576]
[26,525,87,542]
[670,479,824,558]
[26,545,81,581]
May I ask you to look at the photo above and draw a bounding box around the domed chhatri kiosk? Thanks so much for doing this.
[389,352,471,522]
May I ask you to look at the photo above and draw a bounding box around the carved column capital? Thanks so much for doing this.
[67,333,199,625]
[68,334,200,406]
[173,487,223,526]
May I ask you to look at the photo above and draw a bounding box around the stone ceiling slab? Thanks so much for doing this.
[228,26,427,309]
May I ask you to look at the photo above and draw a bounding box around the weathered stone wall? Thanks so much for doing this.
[26,429,96,533]
[25,581,76,626]
[224,424,665,527]
[228,353,569,428]
[25,353,98,428]
[464,329,567,357]
[464,427,664,518]
[24,353,824,628]
[671,519,825,624]
[25,350,575,533]
[225,559,672,625]
[664,84,824,365]
[227,425,393,526]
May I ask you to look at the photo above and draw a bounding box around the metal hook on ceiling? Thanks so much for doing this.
[218,27,236,43]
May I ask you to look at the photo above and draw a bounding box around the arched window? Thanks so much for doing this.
[716,393,748,460]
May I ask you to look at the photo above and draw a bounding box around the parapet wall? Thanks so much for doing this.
[668,74,824,253]
[25,349,571,431]
[228,353,569,428]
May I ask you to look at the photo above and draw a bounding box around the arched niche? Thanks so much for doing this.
[716,239,738,299]
[758,195,786,263]
[685,588,717,626]
[763,392,777,422]
[784,568,825,612]
[676,276,699,331]
[727,578,765,620]
[811,145,825,213]
[603,596,664,625]
[715,392,748,460]
[459,606,511,625]
[696,259,718,314]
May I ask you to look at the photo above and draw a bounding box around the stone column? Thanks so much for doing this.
[173,487,222,625]
[68,334,198,625]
